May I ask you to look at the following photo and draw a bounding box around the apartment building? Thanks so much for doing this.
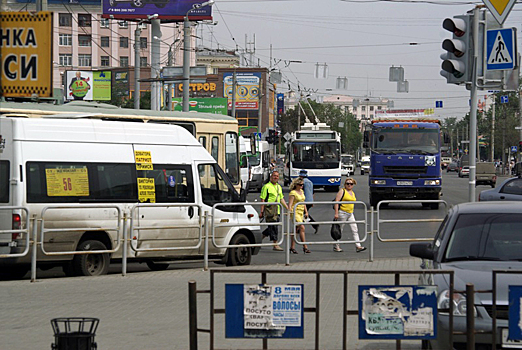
[322,95,391,121]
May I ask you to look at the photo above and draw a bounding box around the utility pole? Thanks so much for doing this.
[491,97,495,161]
[167,46,173,111]
[151,19,161,111]
[134,23,142,110]
[182,14,191,112]
[468,6,479,202]
[231,68,237,118]
[519,90,522,162]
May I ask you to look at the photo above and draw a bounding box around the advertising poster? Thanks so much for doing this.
[0,11,53,98]
[172,97,227,114]
[66,71,112,101]
[223,72,261,110]
[358,285,437,340]
[102,0,212,21]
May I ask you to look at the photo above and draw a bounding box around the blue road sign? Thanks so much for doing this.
[501,95,509,104]
[511,146,518,153]
[435,101,443,108]
[509,286,522,341]
[487,28,516,71]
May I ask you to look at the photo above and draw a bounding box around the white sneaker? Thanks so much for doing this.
[333,244,343,252]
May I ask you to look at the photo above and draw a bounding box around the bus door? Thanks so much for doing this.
[135,163,200,257]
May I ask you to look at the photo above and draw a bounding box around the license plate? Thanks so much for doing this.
[397,181,413,186]
[502,328,522,348]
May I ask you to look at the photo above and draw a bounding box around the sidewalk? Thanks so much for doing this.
[0,257,425,350]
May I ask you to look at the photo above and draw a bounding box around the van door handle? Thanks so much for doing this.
[500,196,505,200]
[188,206,194,219]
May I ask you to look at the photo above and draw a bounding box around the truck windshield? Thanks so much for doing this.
[373,129,439,154]
[291,141,340,169]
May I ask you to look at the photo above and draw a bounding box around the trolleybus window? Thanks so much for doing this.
[0,161,9,203]
[211,137,219,162]
[225,132,239,185]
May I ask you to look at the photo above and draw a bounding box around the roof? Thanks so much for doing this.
[453,201,522,214]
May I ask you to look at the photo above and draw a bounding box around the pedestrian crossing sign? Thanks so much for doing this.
[486,28,516,71]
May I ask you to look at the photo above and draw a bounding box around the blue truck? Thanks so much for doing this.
[364,118,443,209]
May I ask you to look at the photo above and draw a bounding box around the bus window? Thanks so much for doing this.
[0,161,9,203]
[198,136,206,149]
[225,132,239,185]
[211,136,219,162]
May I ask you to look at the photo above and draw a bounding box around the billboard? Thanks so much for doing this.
[172,97,227,114]
[0,12,53,98]
[66,70,112,101]
[223,72,261,110]
[102,0,212,21]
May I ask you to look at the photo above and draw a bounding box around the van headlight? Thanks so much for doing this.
[371,180,386,185]
[424,180,440,186]
[438,290,477,317]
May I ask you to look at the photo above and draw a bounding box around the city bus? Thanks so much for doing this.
[0,101,241,191]
[283,123,342,191]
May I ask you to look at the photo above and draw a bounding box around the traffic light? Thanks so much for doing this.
[441,14,472,85]
[267,129,276,144]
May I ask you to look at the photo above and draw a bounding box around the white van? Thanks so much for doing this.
[239,136,251,190]
[248,140,270,192]
[0,116,262,278]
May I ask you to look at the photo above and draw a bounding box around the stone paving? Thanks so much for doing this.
[0,257,427,350]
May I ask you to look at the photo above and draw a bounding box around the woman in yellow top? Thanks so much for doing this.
[333,178,367,253]
[288,178,310,254]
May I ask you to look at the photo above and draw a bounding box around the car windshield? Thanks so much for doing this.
[444,213,522,262]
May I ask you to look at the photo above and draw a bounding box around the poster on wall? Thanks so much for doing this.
[172,97,227,114]
[223,72,261,110]
[102,0,212,21]
[66,71,111,101]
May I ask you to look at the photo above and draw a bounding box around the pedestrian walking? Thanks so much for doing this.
[288,178,310,254]
[259,171,288,251]
[333,177,366,253]
[298,169,319,234]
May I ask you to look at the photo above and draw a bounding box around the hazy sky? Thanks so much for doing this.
[199,0,521,119]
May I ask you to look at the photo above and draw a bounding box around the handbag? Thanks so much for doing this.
[330,219,342,241]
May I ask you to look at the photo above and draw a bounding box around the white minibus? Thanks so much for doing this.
[248,140,270,192]
[0,116,261,278]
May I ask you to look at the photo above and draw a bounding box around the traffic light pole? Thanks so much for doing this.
[468,6,479,202]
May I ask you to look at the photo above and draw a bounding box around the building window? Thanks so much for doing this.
[101,56,110,67]
[138,22,147,29]
[78,14,92,27]
[140,37,147,49]
[78,35,92,47]
[120,56,129,67]
[140,57,147,67]
[361,106,366,111]
[361,114,366,119]
[59,13,72,27]
[59,54,72,66]
[118,21,128,28]
[378,106,382,110]
[370,106,374,111]
[100,36,110,48]
[59,34,72,46]
[120,37,128,48]
[78,54,92,67]
[100,18,110,28]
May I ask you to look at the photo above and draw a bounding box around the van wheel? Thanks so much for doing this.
[73,240,110,276]
[146,261,170,271]
[226,233,251,266]
[131,0,144,7]
[360,170,364,175]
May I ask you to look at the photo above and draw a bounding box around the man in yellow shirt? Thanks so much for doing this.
[259,171,288,251]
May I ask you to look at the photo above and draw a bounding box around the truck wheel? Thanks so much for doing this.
[226,233,252,266]
[146,261,170,271]
[72,240,110,276]
[369,194,380,209]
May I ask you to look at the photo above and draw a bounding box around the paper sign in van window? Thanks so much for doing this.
[46,168,89,196]
[135,150,153,170]
[137,177,156,203]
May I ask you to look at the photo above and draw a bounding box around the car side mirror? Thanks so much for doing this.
[410,243,434,260]
[239,186,247,202]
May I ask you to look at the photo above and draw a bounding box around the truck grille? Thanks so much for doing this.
[383,166,428,174]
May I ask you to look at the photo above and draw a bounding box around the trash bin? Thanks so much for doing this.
[51,317,99,350]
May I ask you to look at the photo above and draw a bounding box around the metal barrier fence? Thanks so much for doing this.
[188,268,456,350]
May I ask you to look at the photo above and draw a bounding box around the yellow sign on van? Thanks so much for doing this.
[135,150,153,170]
[46,168,89,197]
[137,178,156,203]
[0,12,53,98]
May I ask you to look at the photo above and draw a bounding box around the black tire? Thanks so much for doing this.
[226,233,252,266]
[72,240,110,276]
[146,261,170,271]
[421,339,433,350]
[62,262,77,277]
[360,170,364,175]
[430,202,439,210]
[369,194,380,209]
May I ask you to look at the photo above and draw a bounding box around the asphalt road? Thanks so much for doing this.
[7,169,511,280]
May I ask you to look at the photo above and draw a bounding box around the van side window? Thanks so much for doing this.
[198,163,239,208]
[27,162,137,203]
[211,136,219,162]
[137,165,194,203]
[0,161,9,203]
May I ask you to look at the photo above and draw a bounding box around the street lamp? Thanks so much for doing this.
[182,0,215,112]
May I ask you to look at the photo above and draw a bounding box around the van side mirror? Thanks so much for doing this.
[363,131,370,149]
[409,243,434,260]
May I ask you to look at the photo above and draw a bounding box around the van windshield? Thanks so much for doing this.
[0,161,9,203]
[198,163,239,207]
[248,154,261,167]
